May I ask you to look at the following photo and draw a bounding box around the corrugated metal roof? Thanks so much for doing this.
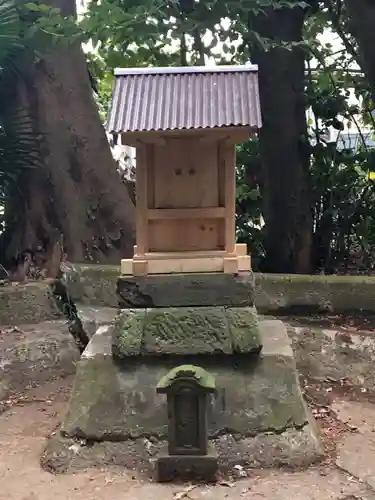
[107,65,262,133]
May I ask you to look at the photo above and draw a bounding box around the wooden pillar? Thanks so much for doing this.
[224,143,236,254]
[133,144,148,276]
[135,144,148,255]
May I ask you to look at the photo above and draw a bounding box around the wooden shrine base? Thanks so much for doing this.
[120,244,251,276]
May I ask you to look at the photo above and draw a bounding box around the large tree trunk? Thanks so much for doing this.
[345,0,375,94]
[249,5,313,273]
[0,0,135,267]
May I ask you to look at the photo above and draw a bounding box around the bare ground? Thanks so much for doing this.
[1,376,375,500]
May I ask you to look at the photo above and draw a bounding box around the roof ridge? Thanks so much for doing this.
[114,64,258,77]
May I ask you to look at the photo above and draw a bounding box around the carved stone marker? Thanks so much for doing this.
[156,365,218,482]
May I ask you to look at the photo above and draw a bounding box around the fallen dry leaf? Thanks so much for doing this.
[219,481,235,487]
[173,484,197,500]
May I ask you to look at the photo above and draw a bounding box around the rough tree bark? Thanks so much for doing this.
[0,0,135,267]
[248,4,313,273]
[345,0,375,95]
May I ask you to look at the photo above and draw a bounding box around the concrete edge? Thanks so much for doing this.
[259,319,293,357]
[254,273,375,314]
[82,324,112,359]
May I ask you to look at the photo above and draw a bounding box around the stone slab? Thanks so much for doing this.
[336,433,375,490]
[288,324,375,391]
[112,306,261,357]
[333,399,375,491]
[52,318,322,473]
[117,272,255,309]
[0,320,79,404]
[63,263,119,307]
[77,306,117,339]
[0,282,62,325]
[332,399,375,433]
[156,448,218,482]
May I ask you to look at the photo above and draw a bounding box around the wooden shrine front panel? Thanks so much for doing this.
[148,137,225,252]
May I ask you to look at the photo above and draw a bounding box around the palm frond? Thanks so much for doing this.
[0,0,21,62]
[0,108,40,174]
[0,0,40,200]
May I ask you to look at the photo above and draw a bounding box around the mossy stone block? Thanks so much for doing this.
[142,307,231,355]
[112,306,262,358]
[111,309,146,357]
[227,307,262,354]
[157,365,216,391]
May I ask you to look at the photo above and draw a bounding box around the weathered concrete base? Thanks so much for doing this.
[43,318,323,473]
[117,272,255,308]
[156,446,218,482]
[43,415,321,475]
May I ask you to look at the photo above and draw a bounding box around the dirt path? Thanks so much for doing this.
[1,378,375,500]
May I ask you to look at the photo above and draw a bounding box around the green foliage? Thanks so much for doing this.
[0,0,373,273]
[236,139,264,261]
[311,141,375,272]
[21,1,81,48]
[79,0,375,273]
[86,52,114,120]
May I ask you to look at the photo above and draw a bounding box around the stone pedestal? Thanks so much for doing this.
[43,272,323,476]
[157,446,218,482]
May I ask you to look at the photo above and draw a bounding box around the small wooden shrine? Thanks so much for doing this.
[107,65,262,276]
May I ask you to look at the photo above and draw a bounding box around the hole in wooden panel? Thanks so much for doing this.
[154,139,219,209]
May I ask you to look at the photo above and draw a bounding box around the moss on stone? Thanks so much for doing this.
[1,321,79,404]
[111,309,146,357]
[226,306,261,354]
[112,306,263,357]
[0,282,62,325]
[62,354,167,439]
[157,365,216,391]
[142,307,232,355]
[58,318,312,444]
[64,264,119,307]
